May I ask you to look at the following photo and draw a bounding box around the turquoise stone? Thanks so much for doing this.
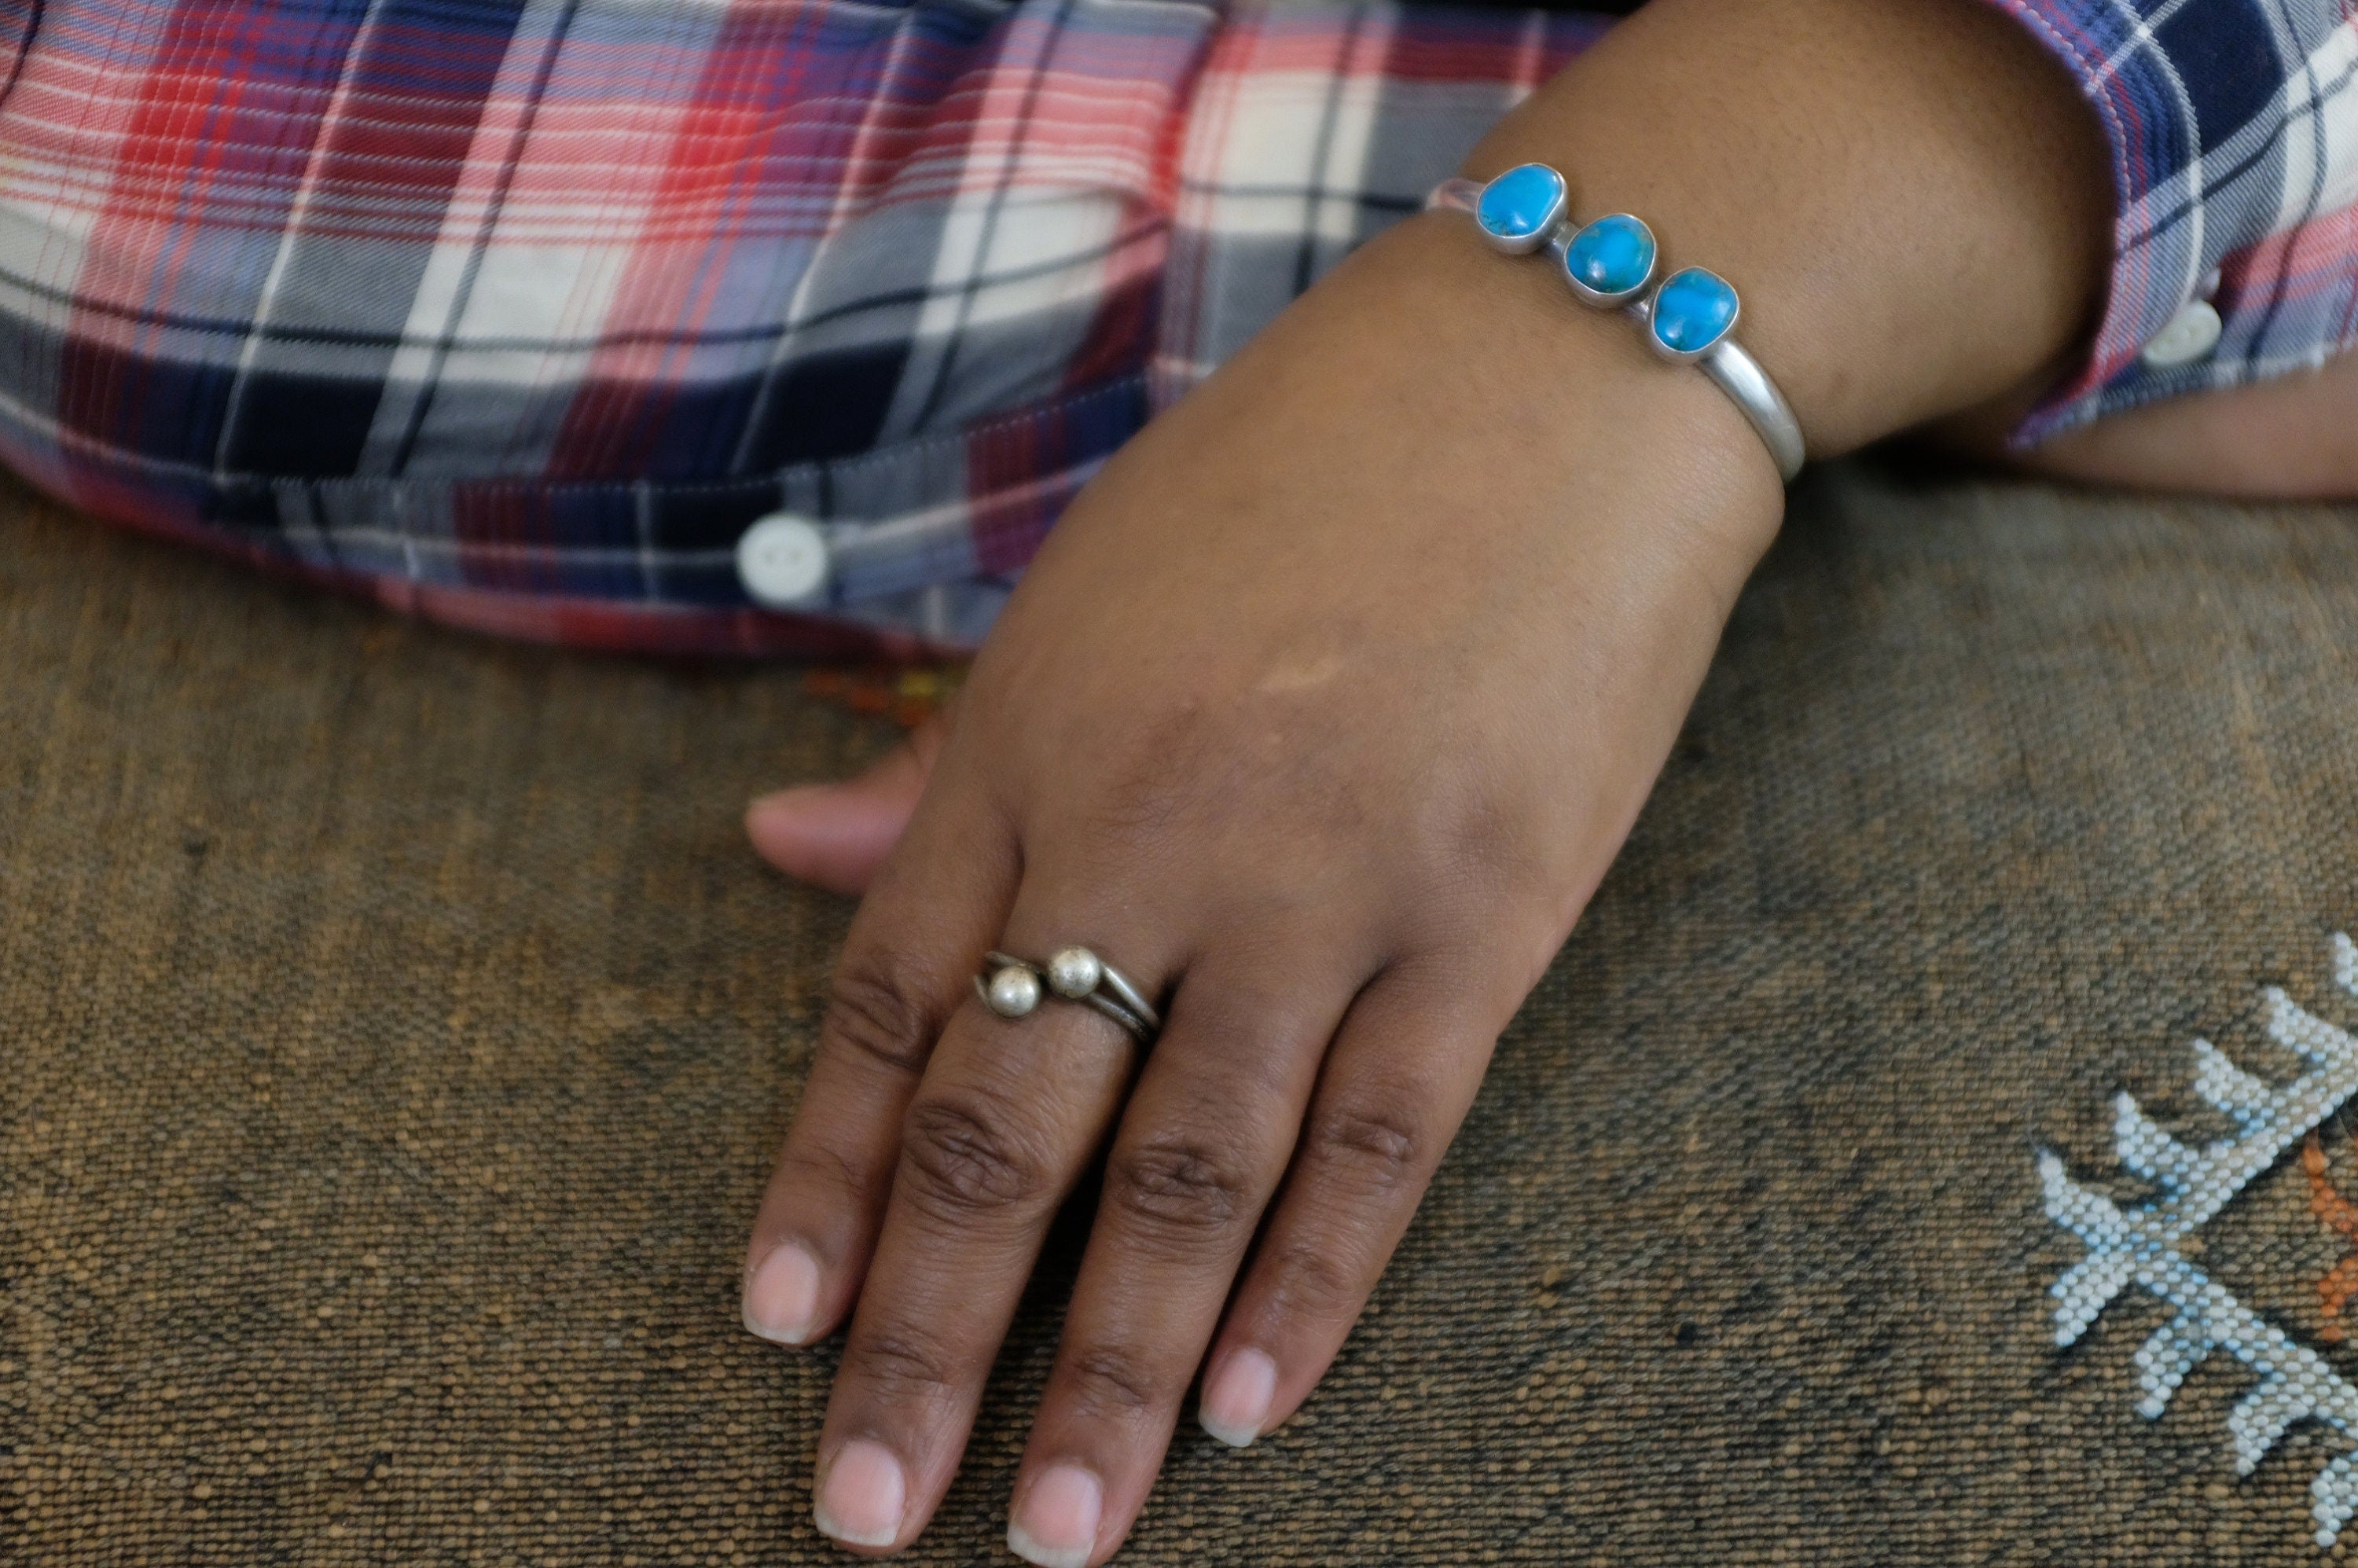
[1561,214,1655,299]
[1475,163,1565,243]
[1650,266,1739,355]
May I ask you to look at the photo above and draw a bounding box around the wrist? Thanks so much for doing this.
[1458,0,2112,457]
[1428,169,1806,484]
[1325,211,1788,570]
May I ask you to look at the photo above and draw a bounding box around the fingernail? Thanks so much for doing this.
[814,1438,906,1548]
[1007,1463,1102,1568]
[1198,1348,1277,1448]
[743,1242,822,1345]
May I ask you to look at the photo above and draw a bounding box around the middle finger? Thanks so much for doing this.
[1005,932,1372,1566]
[807,908,1173,1553]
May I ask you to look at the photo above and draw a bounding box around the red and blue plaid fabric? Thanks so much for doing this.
[0,0,2341,654]
[1986,0,2358,440]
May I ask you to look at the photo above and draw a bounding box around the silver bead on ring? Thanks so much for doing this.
[984,964,1043,1019]
[1046,946,1104,999]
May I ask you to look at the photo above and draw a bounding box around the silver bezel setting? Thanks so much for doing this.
[1640,267,1741,365]
[1475,165,1568,256]
[1555,213,1657,307]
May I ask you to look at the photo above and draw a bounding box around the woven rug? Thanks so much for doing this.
[3,465,2357,1565]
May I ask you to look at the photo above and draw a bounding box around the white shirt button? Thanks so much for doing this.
[2141,299,2222,368]
[736,512,830,608]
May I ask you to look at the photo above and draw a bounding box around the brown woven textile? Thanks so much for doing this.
[3,464,2358,1565]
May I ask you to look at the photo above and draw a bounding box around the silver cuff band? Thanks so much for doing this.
[1654,303,1808,483]
[1427,174,1805,484]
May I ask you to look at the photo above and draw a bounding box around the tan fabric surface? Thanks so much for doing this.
[3,465,2358,1564]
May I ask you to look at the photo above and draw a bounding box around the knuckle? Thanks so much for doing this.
[1066,701,1215,846]
[1084,757,1188,844]
[1261,1237,1364,1325]
[1450,800,1541,890]
[846,1327,959,1405]
[822,956,939,1077]
[899,1092,1052,1218]
[1307,1097,1427,1193]
[1406,775,1548,902]
[1063,1342,1167,1417]
[776,1140,869,1203]
[1106,1134,1256,1238]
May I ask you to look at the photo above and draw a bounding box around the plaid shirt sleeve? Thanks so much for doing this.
[0,0,2343,656]
[1985,0,2358,444]
[0,0,1601,653]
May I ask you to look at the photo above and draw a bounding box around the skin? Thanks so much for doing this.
[1948,346,2358,498]
[734,0,2328,1560]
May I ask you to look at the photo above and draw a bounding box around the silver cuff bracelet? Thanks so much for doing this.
[1428,167,1805,484]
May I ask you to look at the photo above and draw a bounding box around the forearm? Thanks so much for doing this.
[1451,0,2113,461]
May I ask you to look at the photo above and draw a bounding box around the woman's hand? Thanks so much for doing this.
[741,210,1783,1563]
[742,0,2113,1559]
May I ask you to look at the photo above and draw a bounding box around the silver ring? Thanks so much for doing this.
[975,946,1160,1045]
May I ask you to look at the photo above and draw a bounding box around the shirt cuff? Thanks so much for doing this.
[1977,0,2358,444]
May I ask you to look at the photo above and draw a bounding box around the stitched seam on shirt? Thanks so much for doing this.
[0,1,43,116]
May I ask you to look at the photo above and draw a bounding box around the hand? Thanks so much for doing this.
[740,1,2114,1559]
[740,211,1782,1564]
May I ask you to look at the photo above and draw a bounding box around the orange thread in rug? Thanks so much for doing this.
[803,664,964,729]
[2303,1130,2358,1342]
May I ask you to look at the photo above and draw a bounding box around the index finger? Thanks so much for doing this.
[741,778,1016,1348]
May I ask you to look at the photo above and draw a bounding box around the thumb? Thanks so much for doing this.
[746,713,946,896]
